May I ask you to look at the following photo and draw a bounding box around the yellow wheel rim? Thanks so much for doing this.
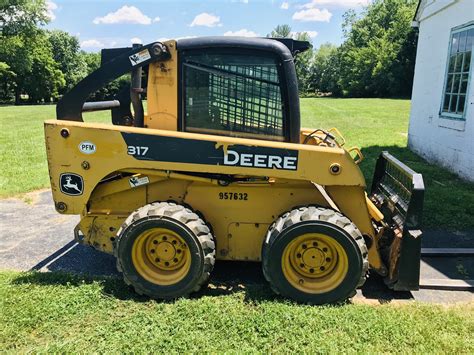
[132,227,191,286]
[282,233,349,294]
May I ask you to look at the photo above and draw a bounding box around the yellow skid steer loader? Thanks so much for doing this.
[44,37,424,304]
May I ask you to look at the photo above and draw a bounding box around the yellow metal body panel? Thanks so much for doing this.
[42,37,397,283]
[44,120,384,270]
[145,40,178,131]
[183,180,328,261]
[326,186,384,272]
[45,120,367,213]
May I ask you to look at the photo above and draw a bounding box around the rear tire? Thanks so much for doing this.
[115,202,215,300]
[262,206,368,304]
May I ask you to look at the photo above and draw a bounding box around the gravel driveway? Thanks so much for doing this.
[1,189,472,304]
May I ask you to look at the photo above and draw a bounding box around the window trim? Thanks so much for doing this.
[439,22,474,121]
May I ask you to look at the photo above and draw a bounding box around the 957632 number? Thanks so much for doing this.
[219,192,248,200]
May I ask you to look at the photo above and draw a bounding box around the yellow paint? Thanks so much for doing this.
[282,233,349,293]
[366,195,384,222]
[183,180,329,260]
[145,40,178,131]
[132,227,191,285]
[77,215,124,253]
[326,186,384,273]
[227,222,270,261]
[44,119,388,269]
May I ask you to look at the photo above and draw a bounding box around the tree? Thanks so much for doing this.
[268,25,315,94]
[0,0,48,36]
[77,51,130,101]
[292,31,314,94]
[337,0,418,97]
[268,24,292,38]
[0,62,16,103]
[308,43,342,95]
[0,0,65,103]
[47,30,88,93]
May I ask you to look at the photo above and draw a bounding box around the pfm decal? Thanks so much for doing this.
[78,141,96,154]
[60,173,84,196]
[129,49,151,66]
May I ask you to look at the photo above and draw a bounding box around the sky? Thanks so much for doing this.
[44,0,369,52]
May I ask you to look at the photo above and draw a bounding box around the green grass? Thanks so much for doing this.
[0,105,110,197]
[0,99,473,229]
[0,271,473,353]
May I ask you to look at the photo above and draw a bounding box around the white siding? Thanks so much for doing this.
[408,0,474,181]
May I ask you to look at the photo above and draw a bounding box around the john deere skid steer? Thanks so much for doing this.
[44,37,424,304]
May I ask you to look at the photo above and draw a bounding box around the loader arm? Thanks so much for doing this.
[56,42,170,123]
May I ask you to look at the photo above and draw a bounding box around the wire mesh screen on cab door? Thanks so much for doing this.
[183,52,285,141]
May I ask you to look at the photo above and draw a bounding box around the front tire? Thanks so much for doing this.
[115,202,216,300]
[262,206,368,304]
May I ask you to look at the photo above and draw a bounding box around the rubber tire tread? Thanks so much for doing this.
[262,206,369,304]
[114,201,216,299]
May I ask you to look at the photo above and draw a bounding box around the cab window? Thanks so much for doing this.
[182,51,285,141]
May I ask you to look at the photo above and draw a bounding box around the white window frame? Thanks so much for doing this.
[439,22,474,121]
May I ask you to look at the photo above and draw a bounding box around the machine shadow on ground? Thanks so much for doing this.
[20,241,413,304]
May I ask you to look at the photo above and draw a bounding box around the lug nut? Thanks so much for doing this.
[155,258,160,262]
[173,258,178,263]
[172,240,177,244]
[326,257,331,262]
[150,249,155,253]
[320,266,325,271]
[322,247,328,252]
[313,242,318,247]
[165,261,169,266]
[176,249,181,254]
[296,253,302,258]
[162,236,167,241]
[153,240,158,245]
[309,268,314,273]
[302,244,307,249]
[300,263,305,268]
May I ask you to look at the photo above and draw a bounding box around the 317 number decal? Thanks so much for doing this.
[219,192,248,200]
[127,145,149,156]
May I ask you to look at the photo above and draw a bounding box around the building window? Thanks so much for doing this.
[441,24,474,120]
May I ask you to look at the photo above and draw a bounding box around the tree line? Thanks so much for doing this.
[0,0,127,104]
[0,0,418,104]
[286,0,418,98]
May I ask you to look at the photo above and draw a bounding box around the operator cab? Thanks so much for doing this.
[177,37,310,143]
[56,37,311,144]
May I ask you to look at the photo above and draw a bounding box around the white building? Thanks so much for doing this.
[409,0,474,181]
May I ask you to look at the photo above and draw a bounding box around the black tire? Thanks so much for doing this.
[115,202,216,300]
[262,206,369,304]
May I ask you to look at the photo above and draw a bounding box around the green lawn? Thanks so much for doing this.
[0,271,473,353]
[0,99,473,229]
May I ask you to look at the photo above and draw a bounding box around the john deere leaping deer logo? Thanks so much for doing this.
[59,173,84,196]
